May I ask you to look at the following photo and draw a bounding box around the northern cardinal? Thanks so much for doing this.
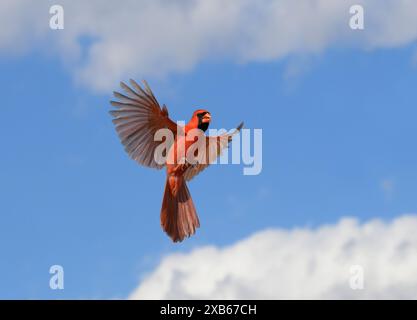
[110,80,243,242]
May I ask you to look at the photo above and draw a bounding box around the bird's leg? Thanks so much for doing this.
[168,174,184,197]
[189,162,198,169]
[167,163,185,197]
[168,160,197,196]
[172,159,194,174]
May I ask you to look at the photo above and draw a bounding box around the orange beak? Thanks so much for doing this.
[202,113,211,123]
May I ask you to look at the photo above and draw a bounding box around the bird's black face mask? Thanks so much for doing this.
[197,112,210,132]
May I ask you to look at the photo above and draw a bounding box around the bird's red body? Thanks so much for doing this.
[110,80,242,242]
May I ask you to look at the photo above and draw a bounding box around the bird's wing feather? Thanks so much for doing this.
[183,122,243,181]
[110,79,177,169]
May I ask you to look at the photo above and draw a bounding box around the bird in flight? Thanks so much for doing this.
[110,80,243,242]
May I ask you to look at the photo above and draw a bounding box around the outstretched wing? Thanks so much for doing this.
[110,79,177,169]
[183,122,244,181]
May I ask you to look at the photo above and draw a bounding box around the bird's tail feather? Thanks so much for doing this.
[160,177,200,242]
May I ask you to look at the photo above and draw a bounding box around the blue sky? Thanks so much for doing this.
[1,1,417,299]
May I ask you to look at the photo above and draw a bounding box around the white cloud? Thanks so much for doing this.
[130,215,417,299]
[1,0,417,92]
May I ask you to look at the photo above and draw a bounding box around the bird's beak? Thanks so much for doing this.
[202,113,211,123]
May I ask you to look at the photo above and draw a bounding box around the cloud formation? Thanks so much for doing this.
[1,0,417,92]
[130,215,417,299]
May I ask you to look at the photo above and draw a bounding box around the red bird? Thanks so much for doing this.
[110,80,243,242]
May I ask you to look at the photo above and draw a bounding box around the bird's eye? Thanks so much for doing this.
[197,112,207,118]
